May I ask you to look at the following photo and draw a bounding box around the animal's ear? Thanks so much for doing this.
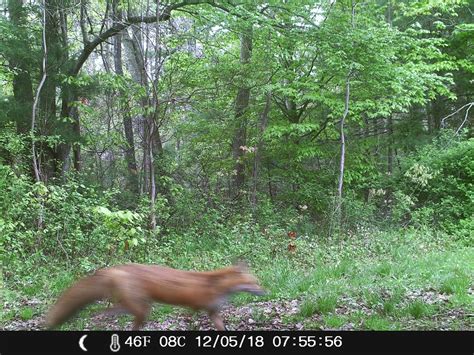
[233,259,249,272]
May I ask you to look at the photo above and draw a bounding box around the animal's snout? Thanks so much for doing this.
[247,285,267,296]
[252,288,267,296]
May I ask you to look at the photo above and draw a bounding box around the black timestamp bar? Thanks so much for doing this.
[2,331,472,354]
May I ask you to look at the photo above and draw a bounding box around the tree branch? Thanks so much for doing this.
[440,102,473,130]
[72,0,210,76]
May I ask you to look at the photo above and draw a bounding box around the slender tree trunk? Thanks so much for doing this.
[30,0,49,235]
[337,78,350,205]
[251,92,271,211]
[333,1,355,233]
[332,76,350,234]
[231,24,253,199]
[148,120,157,231]
[384,0,393,217]
[285,95,299,123]
[385,114,393,216]
[31,0,48,184]
[72,107,81,171]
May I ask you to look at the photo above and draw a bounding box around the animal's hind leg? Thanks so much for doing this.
[120,297,150,330]
[208,310,227,331]
[115,284,150,330]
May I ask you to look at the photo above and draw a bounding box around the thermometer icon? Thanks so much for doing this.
[110,334,121,352]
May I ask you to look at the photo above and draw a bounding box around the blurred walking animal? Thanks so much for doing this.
[45,262,265,330]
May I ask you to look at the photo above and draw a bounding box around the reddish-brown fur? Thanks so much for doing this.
[45,263,264,330]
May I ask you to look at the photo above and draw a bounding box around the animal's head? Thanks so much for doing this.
[226,261,266,296]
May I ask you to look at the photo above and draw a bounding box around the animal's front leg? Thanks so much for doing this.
[208,310,227,331]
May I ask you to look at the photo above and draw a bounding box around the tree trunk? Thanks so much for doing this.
[113,0,139,195]
[231,24,253,199]
[337,78,350,206]
[7,0,34,136]
[27,0,214,182]
[385,114,393,217]
[384,0,394,217]
[40,0,62,181]
[334,2,355,233]
[123,25,151,194]
[251,92,271,211]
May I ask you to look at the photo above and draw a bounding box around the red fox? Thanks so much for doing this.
[45,262,265,330]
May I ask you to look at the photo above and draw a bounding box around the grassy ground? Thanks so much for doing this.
[1,226,473,330]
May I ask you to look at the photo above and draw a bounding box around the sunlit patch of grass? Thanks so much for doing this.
[314,294,338,314]
[381,298,397,315]
[380,288,404,316]
[323,314,347,328]
[151,304,175,317]
[330,258,352,278]
[364,315,393,330]
[299,294,337,318]
[19,307,35,320]
[363,290,383,309]
[440,272,471,295]
[405,300,434,319]
[375,262,392,277]
[296,277,312,293]
[299,298,319,318]
[50,273,75,295]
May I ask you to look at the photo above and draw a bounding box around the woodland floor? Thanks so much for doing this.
[3,231,473,331]
[3,292,473,331]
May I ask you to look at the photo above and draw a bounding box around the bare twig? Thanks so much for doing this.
[455,103,473,135]
[440,102,473,129]
[31,0,48,183]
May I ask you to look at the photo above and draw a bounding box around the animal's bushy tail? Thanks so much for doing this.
[45,273,111,328]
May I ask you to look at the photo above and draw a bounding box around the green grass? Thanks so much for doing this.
[439,272,471,295]
[2,227,473,330]
[375,262,392,277]
[381,298,398,316]
[404,300,433,319]
[323,314,347,328]
[299,294,338,318]
[299,298,319,318]
[364,315,394,330]
[19,307,35,320]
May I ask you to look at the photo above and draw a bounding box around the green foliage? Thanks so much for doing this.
[92,206,145,252]
[393,134,474,234]
[0,164,150,269]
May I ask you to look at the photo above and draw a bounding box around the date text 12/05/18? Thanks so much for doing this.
[195,335,342,349]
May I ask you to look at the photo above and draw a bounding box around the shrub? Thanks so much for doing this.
[392,133,473,233]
